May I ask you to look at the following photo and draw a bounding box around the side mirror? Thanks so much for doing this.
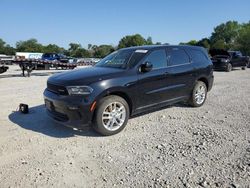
[140,62,153,73]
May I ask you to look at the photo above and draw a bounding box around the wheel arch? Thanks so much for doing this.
[94,88,134,117]
[104,91,133,115]
[197,77,209,90]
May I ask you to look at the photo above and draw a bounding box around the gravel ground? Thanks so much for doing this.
[0,65,249,188]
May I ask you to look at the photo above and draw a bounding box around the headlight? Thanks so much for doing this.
[66,86,93,95]
[221,59,229,63]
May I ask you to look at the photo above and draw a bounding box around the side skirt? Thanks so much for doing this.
[132,96,189,116]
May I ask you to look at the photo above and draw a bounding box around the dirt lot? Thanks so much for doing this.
[0,65,249,187]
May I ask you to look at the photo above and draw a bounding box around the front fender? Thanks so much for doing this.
[95,86,132,101]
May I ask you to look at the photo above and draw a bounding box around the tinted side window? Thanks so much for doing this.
[188,49,208,63]
[168,48,190,66]
[129,52,147,68]
[145,49,167,69]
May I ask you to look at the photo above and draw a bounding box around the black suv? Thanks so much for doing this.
[44,45,214,135]
[210,49,249,72]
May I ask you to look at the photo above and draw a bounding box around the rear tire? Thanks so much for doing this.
[93,95,129,136]
[189,81,207,107]
[226,63,232,72]
[247,62,250,68]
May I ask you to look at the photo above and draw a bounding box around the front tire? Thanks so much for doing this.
[226,63,232,72]
[93,95,129,136]
[189,81,207,107]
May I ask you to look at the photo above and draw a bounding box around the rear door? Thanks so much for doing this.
[164,47,195,98]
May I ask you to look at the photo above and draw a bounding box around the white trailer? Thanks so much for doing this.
[16,52,43,59]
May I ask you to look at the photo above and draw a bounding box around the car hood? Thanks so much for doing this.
[209,49,230,57]
[48,66,125,86]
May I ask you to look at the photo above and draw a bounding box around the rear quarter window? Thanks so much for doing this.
[188,49,208,63]
[168,48,190,66]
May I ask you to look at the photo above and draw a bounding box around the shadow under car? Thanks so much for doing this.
[8,104,99,138]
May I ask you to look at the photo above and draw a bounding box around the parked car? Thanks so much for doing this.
[210,49,249,72]
[41,53,76,64]
[44,45,214,136]
[228,51,250,69]
[0,65,8,74]
[40,53,77,70]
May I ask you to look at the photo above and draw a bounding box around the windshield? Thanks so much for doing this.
[43,53,52,58]
[229,51,242,57]
[95,49,133,69]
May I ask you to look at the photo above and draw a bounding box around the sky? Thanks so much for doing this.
[0,0,250,48]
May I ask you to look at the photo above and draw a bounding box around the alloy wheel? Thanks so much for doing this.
[102,102,126,131]
[195,85,206,105]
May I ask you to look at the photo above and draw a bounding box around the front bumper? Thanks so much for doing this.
[213,62,228,70]
[43,89,94,129]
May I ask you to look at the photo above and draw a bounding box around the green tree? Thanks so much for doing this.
[210,21,240,49]
[118,34,148,49]
[72,48,91,58]
[146,37,153,45]
[16,38,43,52]
[179,40,198,46]
[0,38,16,55]
[0,38,6,53]
[187,40,198,46]
[235,22,250,55]
[68,43,81,52]
[3,44,16,55]
[0,38,7,54]
[93,45,114,58]
[88,44,92,50]
[211,39,226,49]
[67,43,90,57]
[197,38,211,49]
[43,44,64,53]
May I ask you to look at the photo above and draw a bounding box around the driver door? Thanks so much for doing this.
[135,49,169,109]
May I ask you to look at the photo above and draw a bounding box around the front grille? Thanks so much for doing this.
[47,109,69,122]
[47,82,68,95]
